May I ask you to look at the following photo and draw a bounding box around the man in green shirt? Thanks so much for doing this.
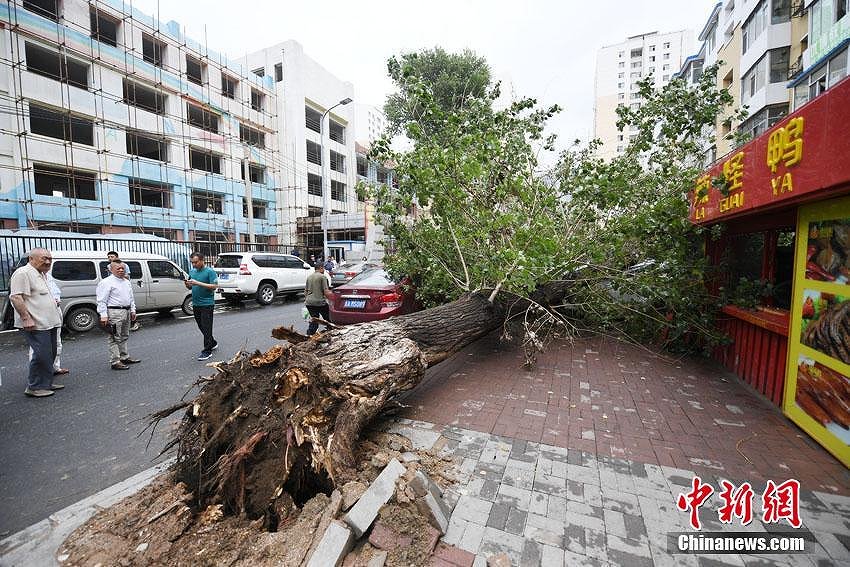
[185,252,218,360]
[305,262,334,335]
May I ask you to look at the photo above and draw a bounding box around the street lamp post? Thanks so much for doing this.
[321,97,352,260]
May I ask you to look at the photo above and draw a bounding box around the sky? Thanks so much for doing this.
[131,0,718,153]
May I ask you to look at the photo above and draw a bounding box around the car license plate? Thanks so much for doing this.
[344,299,366,309]
[219,273,229,280]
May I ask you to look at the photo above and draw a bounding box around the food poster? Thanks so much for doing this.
[784,197,850,467]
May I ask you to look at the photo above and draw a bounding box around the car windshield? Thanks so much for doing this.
[346,269,392,287]
[214,255,242,268]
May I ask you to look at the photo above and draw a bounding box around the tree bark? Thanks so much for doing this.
[174,292,506,522]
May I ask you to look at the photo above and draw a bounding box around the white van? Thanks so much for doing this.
[2,251,192,332]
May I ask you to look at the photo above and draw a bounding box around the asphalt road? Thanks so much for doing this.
[0,296,305,537]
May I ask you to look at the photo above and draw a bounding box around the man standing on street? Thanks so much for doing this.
[305,262,334,336]
[28,271,68,376]
[185,252,218,361]
[9,248,63,397]
[108,251,140,332]
[96,260,141,370]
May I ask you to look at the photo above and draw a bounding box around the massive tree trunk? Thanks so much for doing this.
[173,292,510,526]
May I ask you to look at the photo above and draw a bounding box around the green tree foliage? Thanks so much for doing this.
[383,47,491,136]
[559,65,747,350]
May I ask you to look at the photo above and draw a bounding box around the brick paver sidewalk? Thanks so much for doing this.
[394,335,850,566]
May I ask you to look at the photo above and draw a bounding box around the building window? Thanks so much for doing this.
[192,190,222,214]
[306,140,321,165]
[649,56,655,62]
[189,148,222,174]
[187,103,219,133]
[618,93,625,100]
[742,1,769,54]
[649,45,656,52]
[274,62,283,82]
[618,61,625,68]
[239,124,265,148]
[630,48,642,58]
[663,42,671,49]
[631,61,641,68]
[251,89,264,112]
[34,164,96,200]
[618,72,624,78]
[772,0,791,24]
[241,162,266,184]
[142,34,165,67]
[662,64,670,71]
[126,131,167,161]
[769,47,790,83]
[90,7,119,47]
[738,103,788,139]
[242,199,268,219]
[663,53,670,60]
[706,26,716,53]
[307,173,322,196]
[186,55,204,85]
[357,156,368,177]
[252,67,265,77]
[305,106,322,133]
[376,168,388,184]
[331,180,345,202]
[741,54,767,101]
[618,51,624,58]
[630,72,640,78]
[23,0,58,20]
[221,74,237,99]
[329,150,345,173]
[329,119,345,143]
[25,42,88,89]
[663,74,670,80]
[828,47,848,87]
[29,103,93,145]
[129,178,172,208]
[123,79,167,114]
[618,82,624,88]
[838,0,849,20]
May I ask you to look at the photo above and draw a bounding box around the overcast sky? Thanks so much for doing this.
[132,0,717,153]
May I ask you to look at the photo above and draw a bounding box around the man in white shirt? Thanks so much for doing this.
[9,248,63,397]
[96,260,140,370]
[28,272,68,375]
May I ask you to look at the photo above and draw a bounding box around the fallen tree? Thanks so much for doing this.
[171,284,570,527]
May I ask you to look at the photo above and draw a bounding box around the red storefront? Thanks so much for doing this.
[691,76,850,467]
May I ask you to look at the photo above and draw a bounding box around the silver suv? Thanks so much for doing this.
[214,252,313,305]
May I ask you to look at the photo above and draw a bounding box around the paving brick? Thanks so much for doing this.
[547,494,567,522]
[563,521,586,555]
[583,527,608,562]
[541,544,565,567]
[603,508,627,538]
[306,520,354,567]
[520,538,542,567]
[459,521,486,554]
[566,479,584,502]
[503,464,535,490]
[600,488,640,515]
[432,542,476,567]
[487,501,510,530]
[479,479,499,501]
[504,507,527,536]
[566,500,603,519]
[478,527,526,565]
[368,520,412,551]
[524,511,565,547]
[582,483,603,507]
[443,517,467,546]
[563,549,608,566]
[529,490,548,517]
[497,484,533,511]
[343,459,406,538]
[453,495,493,525]
[567,464,601,486]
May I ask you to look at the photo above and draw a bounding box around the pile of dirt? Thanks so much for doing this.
[58,424,459,567]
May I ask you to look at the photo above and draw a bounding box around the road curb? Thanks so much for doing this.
[0,458,174,567]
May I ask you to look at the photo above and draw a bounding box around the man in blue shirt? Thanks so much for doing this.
[185,252,218,361]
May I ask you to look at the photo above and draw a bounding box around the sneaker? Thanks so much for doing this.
[197,351,212,361]
[111,363,130,370]
[211,342,219,351]
[120,358,142,364]
[50,384,65,390]
[130,322,141,332]
[24,388,54,397]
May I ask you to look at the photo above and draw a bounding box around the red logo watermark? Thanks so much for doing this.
[676,478,802,530]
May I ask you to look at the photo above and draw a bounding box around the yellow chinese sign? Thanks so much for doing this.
[767,117,805,196]
[719,151,745,213]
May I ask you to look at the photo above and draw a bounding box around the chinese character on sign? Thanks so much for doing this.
[722,151,745,192]
[717,480,754,525]
[693,174,710,220]
[766,117,805,174]
[676,476,714,530]
[762,479,802,528]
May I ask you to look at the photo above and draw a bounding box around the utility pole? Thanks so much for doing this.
[243,146,255,245]
[321,97,352,260]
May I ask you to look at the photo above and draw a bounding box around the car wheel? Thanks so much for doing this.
[256,283,276,305]
[66,306,97,333]
[181,295,194,315]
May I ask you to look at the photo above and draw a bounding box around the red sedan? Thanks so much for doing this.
[328,269,419,324]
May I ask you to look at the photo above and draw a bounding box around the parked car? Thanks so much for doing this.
[330,261,382,287]
[328,269,419,324]
[1,251,192,332]
[214,252,325,305]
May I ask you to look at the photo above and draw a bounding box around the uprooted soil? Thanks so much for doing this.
[58,428,459,567]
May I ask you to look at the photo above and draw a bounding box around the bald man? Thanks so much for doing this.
[10,248,63,397]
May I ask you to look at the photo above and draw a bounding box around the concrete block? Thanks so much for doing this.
[409,469,443,499]
[340,481,367,511]
[343,458,406,538]
[306,520,354,567]
[417,491,451,534]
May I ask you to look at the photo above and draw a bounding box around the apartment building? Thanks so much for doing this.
[788,0,848,110]
[242,41,360,255]
[593,30,694,159]
[0,0,279,243]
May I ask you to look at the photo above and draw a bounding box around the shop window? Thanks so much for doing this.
[722,229,795,309]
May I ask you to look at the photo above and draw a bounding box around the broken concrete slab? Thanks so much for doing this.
[409,469,444,499]
[306,520,354,567]
[387,424,441,450]
[343,458,407,538]
[417,491,451,534]
[340,481,367,511]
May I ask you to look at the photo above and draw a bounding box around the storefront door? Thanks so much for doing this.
[783,196,850,467]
